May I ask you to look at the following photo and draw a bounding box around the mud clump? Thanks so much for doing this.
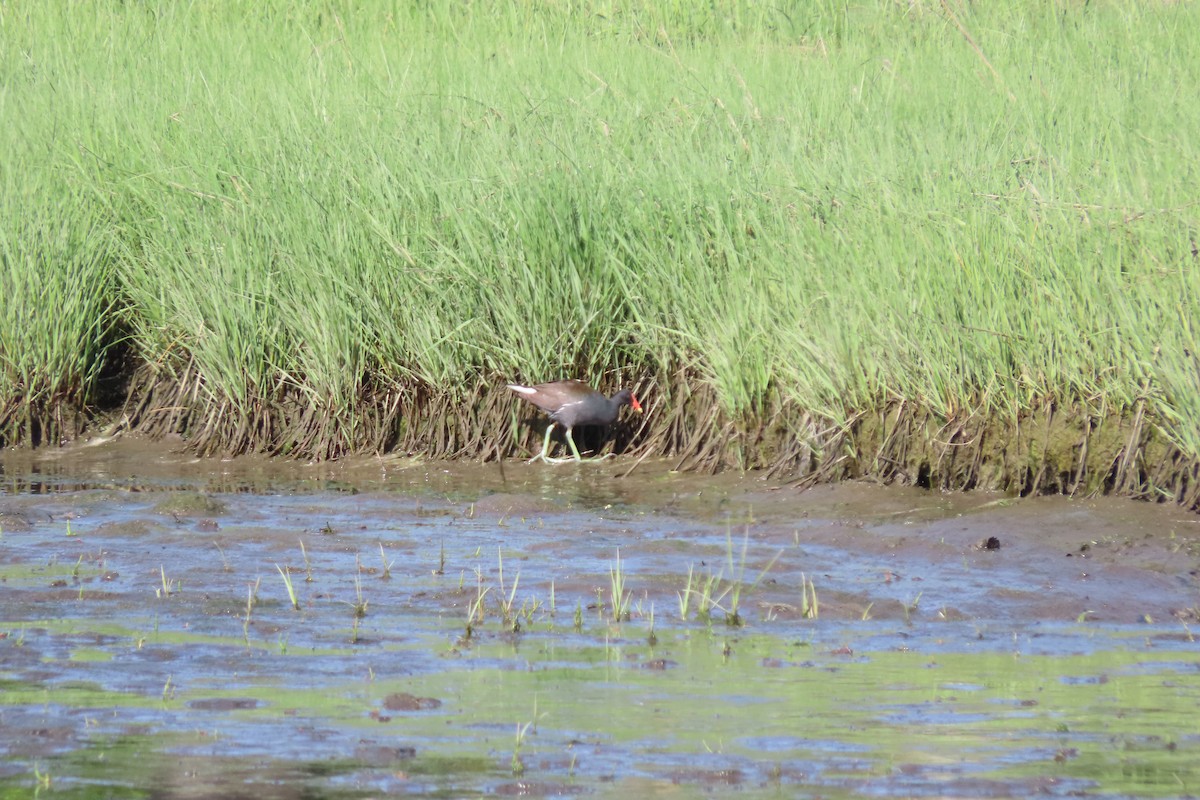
[382,693,441,712]
[0,512,33,532]
[152,492,226,517]
[468,492,560,517]
[189,698,260,711]
[353,744,417,765]
[97,519,162,537]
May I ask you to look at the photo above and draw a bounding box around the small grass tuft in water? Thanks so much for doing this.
[609,549,631,623]
[903,592,923,624]
[300,540,313,583]
[463,567,491,641]
[348,575,368,619]
[721,527,782,626]
[378,543,393,580]
[511,720,533,776]
[693,567,728,624]
[677,564,696,621]
[276,564,300,611]
[33,762,51,793]
[505,596,521,634]
[472,567,489,623]
[215,542,232,573]
[242,583,255,644]
[156,566,178,599]
[496,549,522,630]
[801,573,819,620]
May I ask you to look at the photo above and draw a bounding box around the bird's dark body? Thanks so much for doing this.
[522,381,630,427]
[507,379,641,462]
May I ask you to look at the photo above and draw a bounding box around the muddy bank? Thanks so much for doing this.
[7,378,1200,514]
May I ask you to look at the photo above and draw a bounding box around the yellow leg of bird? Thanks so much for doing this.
[565,429,583,461]
[526,423,557,463]
[533,424,608,465]
[544,427,582,464]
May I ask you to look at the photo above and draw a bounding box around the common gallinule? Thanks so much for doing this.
[507,380,643,463]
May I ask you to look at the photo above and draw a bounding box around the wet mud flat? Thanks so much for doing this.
[2,441,1199,799]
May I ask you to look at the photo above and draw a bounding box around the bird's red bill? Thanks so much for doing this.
[630,394,643,413]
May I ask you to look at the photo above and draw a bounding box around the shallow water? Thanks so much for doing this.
[2,440,1199,798]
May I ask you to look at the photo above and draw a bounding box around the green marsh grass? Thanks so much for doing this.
[0,180,119,447]
[4,3,1199,504]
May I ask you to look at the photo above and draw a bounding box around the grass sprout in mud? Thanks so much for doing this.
[156,566,178,599]
[675,529,784,627]
[609,549,632,623]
